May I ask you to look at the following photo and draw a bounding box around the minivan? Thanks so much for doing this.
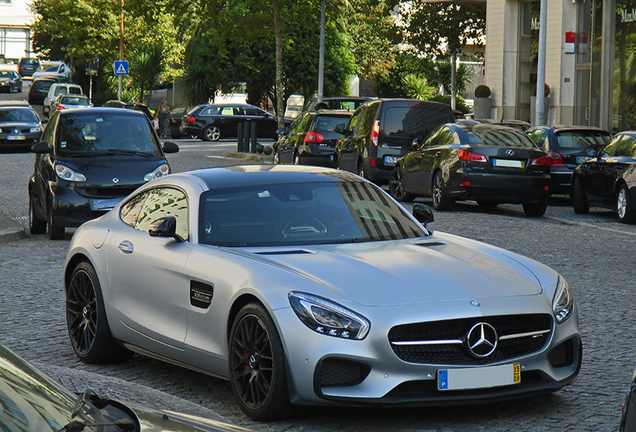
[334,99,455,184]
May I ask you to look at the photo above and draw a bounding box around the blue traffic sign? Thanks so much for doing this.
[114,60,129,76]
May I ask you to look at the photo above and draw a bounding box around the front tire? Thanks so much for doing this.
[617,184,636,223]
[431,171,454,211]
[203,125,221,141]
[47,200,65,240]
[66,261,133,363]
[229,302,290,421]
[29,194,46,234]
[388,168,415,202]
[572,177,589,214]
[522,201,548,217]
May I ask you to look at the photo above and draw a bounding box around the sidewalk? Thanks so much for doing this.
[0,210,25,243]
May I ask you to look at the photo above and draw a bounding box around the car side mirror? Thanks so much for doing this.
[149,216,184,242]
[335,124,348,135]
[413,203,434,228]
[276,128,286,135]
[163,141,179,154]
[32,141,51,154]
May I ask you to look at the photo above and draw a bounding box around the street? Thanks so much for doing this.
[1,84,635,431]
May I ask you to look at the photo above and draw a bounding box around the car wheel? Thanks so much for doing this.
[522,201,548,217]
[431,171,454,211]
[203,125,221,141]
[572,177,589,214]
[29,194,46,234]
[66,261,133,363]
[47,200,65,240]
[617,185,636,223]
[229,302,290,421]
[388,168,415,202]
[477,200,498,209]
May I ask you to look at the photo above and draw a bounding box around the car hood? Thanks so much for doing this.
[56,158,166,186]
[243,233,544,307]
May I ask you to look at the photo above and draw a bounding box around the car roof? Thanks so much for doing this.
[535,125,611,134]
[183,165,365,190]
[58,107,146,117]
[0,100,30,107]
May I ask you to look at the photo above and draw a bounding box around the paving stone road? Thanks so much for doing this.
[0,140,635,431]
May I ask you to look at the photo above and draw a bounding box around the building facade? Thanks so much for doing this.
[485,0,633,132]
[0,0,33,61]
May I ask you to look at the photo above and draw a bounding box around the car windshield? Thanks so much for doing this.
[42,64,60,72]
[56,113,160,156]
[0,108,39,123]
[61,97,89,106]
[199,181,427,247]
[0,71,11,78]
[466,125,536,148]
[314,115,351,132]
[556,131,610,149]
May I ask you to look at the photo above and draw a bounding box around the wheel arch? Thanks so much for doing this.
[64,253,93,292]
[226,293,265,343]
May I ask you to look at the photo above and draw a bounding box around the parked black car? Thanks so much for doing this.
[0,101,42,150]
[571,131,636,223]
[180,103,282,141]
[169,105,189,138]
[302,96,370,112]
[620,365,636,431]
[18,57,40,78]
[335,99,455,184]
[527,125,611,195]
[28,76,61,105]
[0,342,252,432]
[28,107,179,240]
[0,69,22,93]
[389,122,552,216]
[273,110,352,166]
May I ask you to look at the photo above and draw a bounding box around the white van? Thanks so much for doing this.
[42,83,83,116]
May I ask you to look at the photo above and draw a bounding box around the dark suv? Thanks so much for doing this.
[334,99,455,184]
[18,58,40,78]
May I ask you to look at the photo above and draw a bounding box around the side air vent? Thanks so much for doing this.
[414,241,446,247]
[190,280,214,309]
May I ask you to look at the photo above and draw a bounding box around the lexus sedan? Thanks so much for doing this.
[389,122,552,216]
[29,107,179,240]
[64,165,581,421]
[572,131,636,223]
[620,364,636,431]
[0,342,251,431]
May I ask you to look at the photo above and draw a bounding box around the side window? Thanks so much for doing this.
[612,135,633,157]
[220,106,234,116]
[42,113,57,144]
[436,127,455,146]
[297,113,312,132]
[530,130,547,150]
[202,107,219,115]
[347,108,364,134]
[135,188,189,240]
[244,107,263,116]
[358,104,378,136]
[422,126,443,148]
[120,191,149,227]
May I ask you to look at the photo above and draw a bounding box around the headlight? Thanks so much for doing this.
[30,127,41,133]
[144,163,170,182]
[552,275,573,324]
[55,164,86,182]
[289,292,370,340]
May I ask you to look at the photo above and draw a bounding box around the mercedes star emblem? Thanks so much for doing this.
[466,322,498,358]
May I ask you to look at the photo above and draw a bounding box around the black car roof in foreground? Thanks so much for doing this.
[183,165,366,190]
[59,106,147,117]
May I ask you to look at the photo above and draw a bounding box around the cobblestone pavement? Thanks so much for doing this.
[0,143,635,431]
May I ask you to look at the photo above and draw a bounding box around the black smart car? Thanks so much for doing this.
[0,101,42,151]
[28,107,179,239]
[527,125,610,195]
[335,99,455,184]
[273,110,352,166]
[572,131,636,223]
[389,122,552,216]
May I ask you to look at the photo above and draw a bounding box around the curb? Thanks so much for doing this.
[0,212,26,243]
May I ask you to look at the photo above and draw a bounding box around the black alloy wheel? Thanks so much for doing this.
[66,262,133,363]
[229,303,290,421]
[388,168,415,202]
[47,199,65,240]
[203,125,221,141]
[29,194,46,234]
[572,177,590,214]
[522,201,548,217]
[617,184,636,223]
[431,171,454,211]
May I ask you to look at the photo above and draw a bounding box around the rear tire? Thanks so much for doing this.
[617,184,636,224]
[431,171,454,211]
[203,125,221,141]
[523,201,548,217]
[29,194,46,234]
[388,168,415,202]
[572,177,589,214]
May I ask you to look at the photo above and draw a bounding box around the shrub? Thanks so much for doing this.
[474,85,491,98]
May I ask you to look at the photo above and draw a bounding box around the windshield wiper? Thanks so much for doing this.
[105,149,154,157]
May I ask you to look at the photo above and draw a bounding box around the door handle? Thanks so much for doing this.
[118,241,134,254]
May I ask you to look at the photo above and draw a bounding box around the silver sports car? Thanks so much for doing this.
[64,165,582,421]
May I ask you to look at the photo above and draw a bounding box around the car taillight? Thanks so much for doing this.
[304,132,325,144]
[548,151,565,166]
[458,149,487,162]
[371,120,380,146]
[531,155,552,166]
[56,105,64,111]
[185,116,196,123]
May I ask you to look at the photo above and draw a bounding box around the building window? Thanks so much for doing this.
[0,0,11,5]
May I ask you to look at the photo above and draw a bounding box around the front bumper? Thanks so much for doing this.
[180,124,203,139]
[275,297,581,406]
[0,132,41,149]
[448,169,551,204]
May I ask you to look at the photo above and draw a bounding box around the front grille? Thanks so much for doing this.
[76,185,140,198]
[548,338,574,368]
[0,127,34,134]
[389,314,552,365]
[319,358,370,388]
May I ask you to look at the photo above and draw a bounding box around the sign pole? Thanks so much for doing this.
[118,0,124,101]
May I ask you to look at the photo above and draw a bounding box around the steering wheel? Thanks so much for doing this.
[282,217,327,239]
[112,137,144,151]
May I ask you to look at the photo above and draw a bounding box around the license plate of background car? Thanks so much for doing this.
[384,155,399,166]
[8,136,25,140]
[577,156,592,163]
[493,159,524,168]
[437,364,520,391]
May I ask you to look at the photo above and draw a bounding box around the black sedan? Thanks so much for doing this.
[389,123,552,216]
[0,102,42,150]
[621,365,636,431]
[274,110,352,166]
[0,342,252,431]
[0,69,22,93]
[571,131,636,223]
[28,107,179,240]
[527,125,610,195]
[180,103,281,141]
